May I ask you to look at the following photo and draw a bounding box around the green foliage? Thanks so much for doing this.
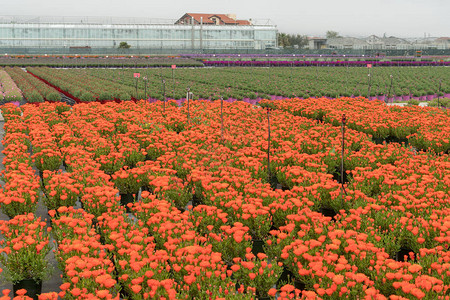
[326,30,342,38]
[278,32,308,48]
[118,92,132,101]
[428,97,450,108]
[27,91,44,103]
[118,42,131,49]
[407,99,420,106]
[98,91,113,101]
[46,92,61,101]
[80,92,95,102]
[258,101,276,110]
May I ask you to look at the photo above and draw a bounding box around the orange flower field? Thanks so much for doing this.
[0,97,450,299]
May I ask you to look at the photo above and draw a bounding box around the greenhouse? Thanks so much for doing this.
[0,16,278,54]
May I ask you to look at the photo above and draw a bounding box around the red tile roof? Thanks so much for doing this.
[176,13,251,25]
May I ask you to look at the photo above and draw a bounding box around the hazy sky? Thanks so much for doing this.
[3,0,449,38]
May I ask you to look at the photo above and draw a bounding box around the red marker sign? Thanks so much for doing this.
[171,65,176,69]
[134,73,140,78]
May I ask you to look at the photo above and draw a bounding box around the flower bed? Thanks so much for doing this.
[0,99,450,299]
[25,66,450,102]
[0,70,22,104]
[203,60,450,67]
[275,97,450,153]
[4,67,61,103]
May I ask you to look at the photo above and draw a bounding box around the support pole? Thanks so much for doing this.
[162,79,166,113]
[221,96,224,144]
[437,79,442,108]
[341,114,348,202]
[186,87,191,123]
[172,67,175,100]
[267,107,271,185]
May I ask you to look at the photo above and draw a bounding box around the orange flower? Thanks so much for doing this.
[70,288,81,297]
[408,264,422,274]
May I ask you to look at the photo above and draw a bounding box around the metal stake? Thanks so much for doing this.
[438,79,442,108]
[341,114,348,201]
[221,96,224,144]
[267,107,271,185]
[186,87,191,123]
[143,76,147,99]
[172,68,175,100]
[162,79,166,113]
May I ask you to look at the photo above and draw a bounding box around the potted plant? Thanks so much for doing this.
[31,147,63,178]
[232,252,282,299]
[41,170,83,211]
[111,168,143,212]
[0,214,53,299]
[0,169,40,219]
[208,223,252,266]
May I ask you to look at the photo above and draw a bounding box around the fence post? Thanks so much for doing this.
[221,96,224,144]
[186,86,191,123]
[162,79,166,113]
[341,114,348,204]
[267,107,271,185]
[438,79,442,108]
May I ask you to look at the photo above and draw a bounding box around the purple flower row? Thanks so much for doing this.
[203,60,450,67]
[182,54,369,58]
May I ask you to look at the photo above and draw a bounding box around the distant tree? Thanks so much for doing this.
[278,33,308,49]
[118,42,131,49]
[326,31,341,39]
[278,33,291,48]
[288,34,308,49]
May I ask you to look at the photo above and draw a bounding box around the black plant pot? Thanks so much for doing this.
[318,207,337,220]
[176,206,186,213]
[13,279,42,300]
[192,193,203,207]
[395,247,416,262]
[277,267,305,290]
[251,239,265,256]
[120,193,136,213]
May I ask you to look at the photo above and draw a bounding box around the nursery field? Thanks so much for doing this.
[0,97,450,299]
[0,56,203,68]
[1,66,448,104]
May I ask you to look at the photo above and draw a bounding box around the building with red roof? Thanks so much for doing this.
[176,13,252,26]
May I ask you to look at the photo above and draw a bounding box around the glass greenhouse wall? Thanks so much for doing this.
[0,17,277,54]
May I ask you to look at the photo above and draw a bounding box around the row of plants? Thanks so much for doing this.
[273,97,450,153]
[203,60,450,67]
[1,98,450,299]
[0,56,203,68]
[26,67,136,102]
[3,67,62,103]
[0,105,60,299]
[34,66,449,102]
[0,70,22,104]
